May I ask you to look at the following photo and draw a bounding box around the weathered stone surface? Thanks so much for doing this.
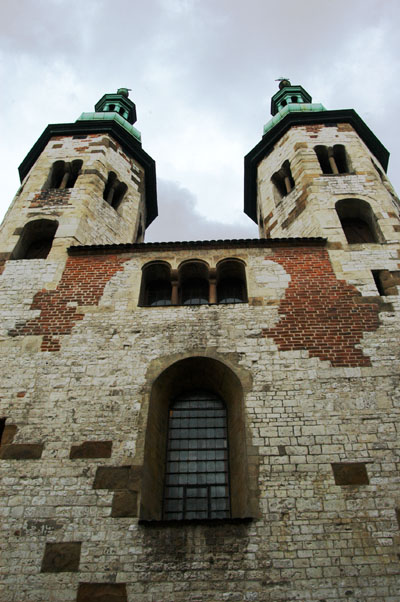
[111,490,138,517]
[93,465,141,490]
[41,541,81,572]
[70,440,112,459]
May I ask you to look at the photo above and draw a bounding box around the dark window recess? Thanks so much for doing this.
[103,172,127,210]
[46,159,82,189]
[336,199,380,244]
[372,270,386,296]
[147,280,172,306]
[291,96,298,103]
[315,144,350,175]
[0,418,5,444]
[331,462,369,486]
[140,262,172,306]
[181,278,209,305]
[217,278,245,304]
[72,135,87,140]
[163,390,230,520]
[372,269,400,296]
[341,218,376,243]
[271,160,295,199]
[11,219,59,260]
[216,259,247,304]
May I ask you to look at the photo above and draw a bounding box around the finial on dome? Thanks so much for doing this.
[276,78,291,90]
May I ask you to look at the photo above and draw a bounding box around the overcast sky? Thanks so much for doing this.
[1,0,399,241]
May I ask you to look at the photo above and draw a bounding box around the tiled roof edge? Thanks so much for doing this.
[68,237,327,255]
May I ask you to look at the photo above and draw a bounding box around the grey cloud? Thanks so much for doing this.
[145,179,258,242]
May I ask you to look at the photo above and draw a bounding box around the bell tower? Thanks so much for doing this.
[244,80,400,246]
[0,89,157,260]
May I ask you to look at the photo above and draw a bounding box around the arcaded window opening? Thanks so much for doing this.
[45,160,82,189]
[140,356,253,521]
[336,199,382,244]
[315,144,350,175]
[271,160,295,200]
[179,261,210,305]
[140,262,172,306]
[11,219,59,260]
[217,259,247,304]
[163,390,230,520]
[103,172,128,210]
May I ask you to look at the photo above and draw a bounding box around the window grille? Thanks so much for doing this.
[163,390,230,520]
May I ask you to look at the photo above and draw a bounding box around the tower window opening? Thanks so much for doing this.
[291,96,298,103]
[103,172,127,210]
[372,269,400,296]
[372,270,386,296]
[163,390,230,520]
[281,99,287,107]
[336,199,381,244]
[11,219,59,260]
[271,160,295,200]
[315,144,350,175]
[45,160,82,190]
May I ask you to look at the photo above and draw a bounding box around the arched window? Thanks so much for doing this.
[315,144,350,175]
[44,160,82,189]
[103,172,127,210]
[11,219,59,260]
[140,356,256,522]
[217,259,247,304]
[163,390,230,520]
[179,261,209,305]
[336,199,381,244]
[271,160,295,201]
[140,262,172,306]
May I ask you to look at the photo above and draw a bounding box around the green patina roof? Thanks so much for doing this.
[263,102,327,134]
[77,111,142,142]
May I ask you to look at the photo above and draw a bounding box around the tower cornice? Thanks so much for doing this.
[244,108,390,224]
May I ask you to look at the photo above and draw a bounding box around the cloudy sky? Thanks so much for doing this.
[1,0,399,241]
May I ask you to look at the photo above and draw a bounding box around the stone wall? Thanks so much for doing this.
[0,240,399,601]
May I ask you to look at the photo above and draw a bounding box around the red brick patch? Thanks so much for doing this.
[263,248,379,366]
[8,255,128,351]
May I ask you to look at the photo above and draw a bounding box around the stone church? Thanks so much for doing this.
[0,81,399,601]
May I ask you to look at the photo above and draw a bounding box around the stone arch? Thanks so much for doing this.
[335,198,383,243]
[139,260,172,306]
[140,354,257,521]
[11,219,59,260]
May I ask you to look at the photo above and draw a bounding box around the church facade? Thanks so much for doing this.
[0,83,399,601]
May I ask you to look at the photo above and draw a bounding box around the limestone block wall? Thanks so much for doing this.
[0,240,399,601]
[0,133,146,260]
[257,124,400,244]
